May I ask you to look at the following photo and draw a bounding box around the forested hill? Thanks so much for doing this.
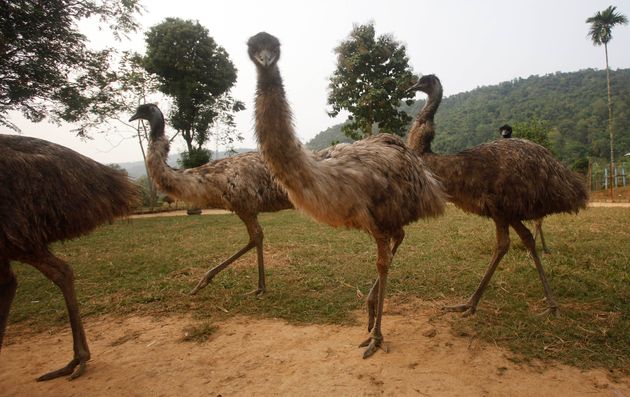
[307,68,630,168]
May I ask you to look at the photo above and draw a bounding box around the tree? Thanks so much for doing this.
[327,23,417,139]
[117,51,162,207]
[586,5,628,197]
[143,18,241,155]
[0,0,142,134]
[511,118,554,151]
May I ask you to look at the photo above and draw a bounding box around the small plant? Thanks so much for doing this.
[180,322,217,343]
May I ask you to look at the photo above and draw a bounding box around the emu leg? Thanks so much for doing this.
[366,230,405,330]
[190,216,265,295]
[390,229,405,256]
[27,252,90,381]
[249,217,266,295]
[360,236,392,358]
[511,221,558,314]
[365,279,379,332]
[444,219,510,316]
[533,219,551,254]
[0,263,17,351]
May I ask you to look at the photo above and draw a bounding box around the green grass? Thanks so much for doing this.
[8,206,630,374]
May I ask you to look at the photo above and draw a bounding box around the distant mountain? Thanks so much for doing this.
[305,124,353,151]
[117,148,256,179]
[306,68,630,168]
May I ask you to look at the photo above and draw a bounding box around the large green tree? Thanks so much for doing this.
[0,0,141,134]
[586,5,628,195]
[327,23,416,139]
[143,18,241,160]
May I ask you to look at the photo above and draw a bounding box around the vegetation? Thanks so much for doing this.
[327,23,416,139]
[8,208,630,374]
[310,68,630,170]
[511,118,554,150]
[0,0,142,134]
[143,18,244,155]
[586,5,628,193]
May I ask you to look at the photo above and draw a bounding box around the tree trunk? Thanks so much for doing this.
[605,43,615,200]
[182,129,194,153]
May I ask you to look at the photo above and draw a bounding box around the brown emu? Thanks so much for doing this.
[499,124,549,254]
[129,104,293,295]
[0,134,139,381]
[406,74,588,315]
[248,32,446,358]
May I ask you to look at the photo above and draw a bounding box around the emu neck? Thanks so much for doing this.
[254,65,315,191]
[407,85,442,155]
[145,113,208,205]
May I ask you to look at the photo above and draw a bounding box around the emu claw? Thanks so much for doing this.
[442,303,476,317]
[189,277,209,295]
[537,305,559,317]
[245,288,265,297]
[37,357,86,381]
[359,336,385,359]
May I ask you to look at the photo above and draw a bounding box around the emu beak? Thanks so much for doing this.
[257,50,276,67]
[405,80,424,94]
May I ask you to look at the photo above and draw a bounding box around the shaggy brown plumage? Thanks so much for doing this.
[129,104,293,295]
[248,32,446,358]
[499,124,549,254]
[0,134,140,381]
[406,75,589,315]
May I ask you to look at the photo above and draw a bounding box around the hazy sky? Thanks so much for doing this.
[6,0,630,164]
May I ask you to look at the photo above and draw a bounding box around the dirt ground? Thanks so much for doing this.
[3,204,628,396]
[1,302,629,397]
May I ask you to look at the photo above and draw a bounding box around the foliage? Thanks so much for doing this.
[327,23,416,139]
[178,148,211,169]
[107,163,128,175]
[9,207,630,373]
[136,175,158,207]
[586,5,628,46]
[312,69,630,167]
[143,18,241,153]
[0,0,142,134]
[511,118,554,151]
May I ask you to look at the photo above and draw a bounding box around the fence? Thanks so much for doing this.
[589,161,628,191]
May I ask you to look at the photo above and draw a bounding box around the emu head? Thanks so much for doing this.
[247,32,281,68]
[406,74,441,95]
[129,103,164,140]
[499,124,513,138]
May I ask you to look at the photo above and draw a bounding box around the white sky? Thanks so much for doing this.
[5,0,630,164]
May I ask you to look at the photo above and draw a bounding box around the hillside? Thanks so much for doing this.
[307,68,630,168]
[118,148,255,179]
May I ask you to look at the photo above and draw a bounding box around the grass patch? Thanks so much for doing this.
[181,322,218,343]
[8,206,630,374]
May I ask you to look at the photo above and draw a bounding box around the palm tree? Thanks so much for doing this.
[586,5,628,199]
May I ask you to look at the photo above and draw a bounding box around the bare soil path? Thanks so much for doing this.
[2,305,628,397]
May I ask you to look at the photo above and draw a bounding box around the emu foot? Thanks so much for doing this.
[245,287,265,297]
[537,304,559,317]
[359,335,386,359]
[36,357,87,381]
[189,272,218,295]
[442,303,477,317]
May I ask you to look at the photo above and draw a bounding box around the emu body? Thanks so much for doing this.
[248,32,446,357]
[406,75,588,315]
[129,104,293,295]
[0,134,139,380]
